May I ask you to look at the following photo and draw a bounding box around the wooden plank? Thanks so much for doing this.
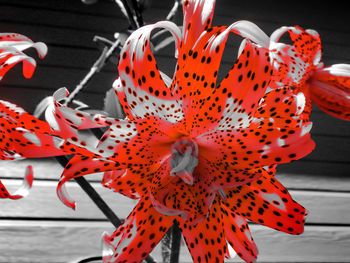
[0,220,349,262]
[39,45,117,71]
[0,178,349,225]
[0,0,125,17]
[0,64,116,95]
[0,21,106,49]
[304,135,350,163]
[0,5,127,33]
[278,159,350,177]
[0,3,174,29]
[212,1,349,33]
[276,171,350,192]
[310,110,350,137]
[0,179,136,220]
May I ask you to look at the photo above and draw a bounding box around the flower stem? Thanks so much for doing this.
[119,0,139,29]
[170,223,182,263]
[64,38,120,106]
[130,0,144,27]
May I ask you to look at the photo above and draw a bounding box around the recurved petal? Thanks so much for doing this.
[0,33,47,79]
[0,99,52,132]
[225,172,307,235]
[57,154,121,209]
[0,165,33,199]
[177,197,227,263]
[201,157,274,189]
[117,21,184,126]
[102,196,174,262]
[269,26,321,89]
[0,33,47,57]
[0,100,68,159]
[48,88,117,135]
[182,0,216,49]
[220,203,258,263]
[271,26,321,65]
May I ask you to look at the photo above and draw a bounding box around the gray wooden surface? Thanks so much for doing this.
[0,0,350,262]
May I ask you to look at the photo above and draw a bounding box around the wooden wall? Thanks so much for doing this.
[0,0,350,262]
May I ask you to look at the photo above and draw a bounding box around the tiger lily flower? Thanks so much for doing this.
[0,33,49,198]
[252,25,350,121]
[48,1,316,262]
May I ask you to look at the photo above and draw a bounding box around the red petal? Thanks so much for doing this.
[310,65,350,120]
[0,100,67,159]
[172,26,228,134]
[0,32,47,57]
[56,118,172,208]
[286,26,321,63]
[177,197,227,263]
[253,87,306,126]
[117,22,184,127]
[198,119,315,170]
[200,157,274,189]
[213,41,273,132]
[151,157,219,224]
[220,203,258,263]
[225,172,307,235]
[102,168,152,200]
[182,0,216,50]
[103,196,173,262]
[0,33,47,79]
[49,88,118,136]
[269,26,321,89]
[0,165,33,199]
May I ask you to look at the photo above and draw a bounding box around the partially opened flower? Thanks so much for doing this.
[266,26,350,120]
[50,1,315,262]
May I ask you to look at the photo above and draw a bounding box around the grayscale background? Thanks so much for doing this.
[0,0,349,262]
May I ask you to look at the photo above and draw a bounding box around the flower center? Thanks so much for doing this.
[170,139,198,185]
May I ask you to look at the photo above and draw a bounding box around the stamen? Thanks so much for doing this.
[218,188,227,202]
[170,147,192,174]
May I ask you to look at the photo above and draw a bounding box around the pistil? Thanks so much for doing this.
[170,139,198,185]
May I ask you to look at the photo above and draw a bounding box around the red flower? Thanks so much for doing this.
[0,33,48,199]
[268,26,350,120]
[50,1,315,262]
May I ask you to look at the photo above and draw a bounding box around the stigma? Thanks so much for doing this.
[170,139,198,185]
